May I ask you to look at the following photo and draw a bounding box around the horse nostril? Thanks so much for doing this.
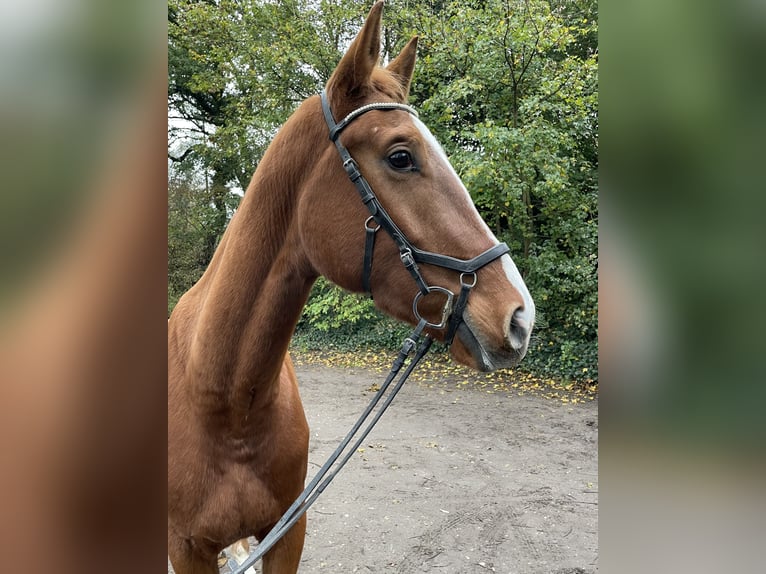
[507,307,530,351]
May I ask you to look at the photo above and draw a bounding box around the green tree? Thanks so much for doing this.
[167,0,599,383]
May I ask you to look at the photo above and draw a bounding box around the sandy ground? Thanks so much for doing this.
[173,361,598,573]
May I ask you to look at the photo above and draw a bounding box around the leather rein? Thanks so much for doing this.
[229,92,508,573]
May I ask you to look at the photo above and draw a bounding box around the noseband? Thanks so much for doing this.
[320,90,509,344]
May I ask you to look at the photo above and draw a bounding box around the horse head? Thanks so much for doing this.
[297,1,534,370]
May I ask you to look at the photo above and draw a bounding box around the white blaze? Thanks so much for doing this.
[411,116,535,326]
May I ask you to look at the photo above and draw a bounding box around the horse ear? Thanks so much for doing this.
[327,1,384,98]
[386,36,418,98]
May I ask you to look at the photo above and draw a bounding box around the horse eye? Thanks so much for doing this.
[387,151,415,171]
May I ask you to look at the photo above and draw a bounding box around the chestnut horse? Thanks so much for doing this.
[168,2,534,572]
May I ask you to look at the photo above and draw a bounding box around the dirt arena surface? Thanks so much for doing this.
[172,360,598,573]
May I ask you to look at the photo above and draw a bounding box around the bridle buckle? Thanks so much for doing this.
[400,249,415,268]
[343,157,362,181]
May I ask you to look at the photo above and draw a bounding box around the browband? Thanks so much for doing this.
[327,100,418,142]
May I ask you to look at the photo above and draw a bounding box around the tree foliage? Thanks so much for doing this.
[168,0,598,383]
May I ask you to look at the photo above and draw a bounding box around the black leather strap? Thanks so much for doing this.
[445,282,473,345]
[362,219,378,294]
[411,242,510,274]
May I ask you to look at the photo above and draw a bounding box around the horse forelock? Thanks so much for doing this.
[328,68,411,119]
[370,67,409,103]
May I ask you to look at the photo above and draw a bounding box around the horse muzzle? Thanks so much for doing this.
[452,305,533,372]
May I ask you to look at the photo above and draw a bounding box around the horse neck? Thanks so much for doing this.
[181,100,323,422]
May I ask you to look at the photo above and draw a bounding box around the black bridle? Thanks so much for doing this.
[229,93,509,573]
[320,90,510,345]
